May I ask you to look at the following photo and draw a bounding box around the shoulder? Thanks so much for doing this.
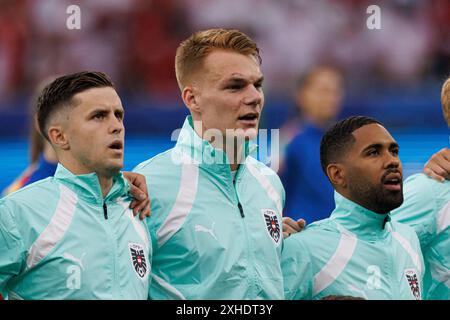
[389,220,424,270]
[133,148,178,174]
[245,156,286,207]
[403,173,428,189]
[0,178,61,247]
[1,177,59,210]
[246,157,283,190]
[393,173,439,219]
[403,173,449,200]
[282,218,340,279]
[288,218,338,248]
[390,219,417,233]
[0,178,62,225]
[134,149,196,227]
[133,148,188,187]
[392,173,448,237]
[134,148,196,189]
[389,220,421,245]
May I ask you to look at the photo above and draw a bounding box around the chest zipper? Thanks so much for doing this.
[103,202,108,220]
[233,174,245,218]
[237,202,245,218]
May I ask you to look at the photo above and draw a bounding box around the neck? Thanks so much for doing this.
[98,175,114,198]
[193,120,244,172]
[223,137,244,172]
[44,143,58,163]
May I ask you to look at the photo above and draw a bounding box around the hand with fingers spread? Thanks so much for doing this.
[282,217,306,239]
[123,172,151,220]
[423,148,450,182]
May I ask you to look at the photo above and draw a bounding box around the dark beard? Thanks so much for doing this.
[349,178,404,214]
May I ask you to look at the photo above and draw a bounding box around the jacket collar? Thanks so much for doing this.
[174,116,258,173]
[54,163,129,205]
[330,191,391,240]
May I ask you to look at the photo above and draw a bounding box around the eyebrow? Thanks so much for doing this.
[223,75,264,84]
[88,108,109,115]
[87,106,124,116]
[224,77,246,84]
[361,142,399,153]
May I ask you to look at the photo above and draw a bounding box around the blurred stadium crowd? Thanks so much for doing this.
[0,0,449,134]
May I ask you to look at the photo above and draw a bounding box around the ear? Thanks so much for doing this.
[47,125,70,150]
[326,163,347,188]
[182,86,201,115]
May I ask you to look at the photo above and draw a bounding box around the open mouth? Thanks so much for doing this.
[382,172,402,191]
[238,113,259,122]
[108,140,123,150]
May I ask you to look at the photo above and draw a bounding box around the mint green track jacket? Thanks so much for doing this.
[134,116,286,299]
[0,164,151,299]
[282,192,424,300]
[391,173,449,300]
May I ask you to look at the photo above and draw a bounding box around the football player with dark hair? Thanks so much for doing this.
[0,71,151,299]
[282,116,424,300]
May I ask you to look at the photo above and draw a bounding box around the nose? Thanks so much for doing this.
[243,85,263,107]
[109,116,124,135]
[384,151,401,170]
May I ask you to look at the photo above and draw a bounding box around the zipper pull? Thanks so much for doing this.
[103,202,108,220]
[238,202,245,218]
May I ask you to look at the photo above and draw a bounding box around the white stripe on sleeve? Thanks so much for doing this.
[156,154,199,247]
[437,200,450,234]
[26,184,78,269]
[246,160,283,214]
[313,224,357,296]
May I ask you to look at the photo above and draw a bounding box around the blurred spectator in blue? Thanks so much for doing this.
[280,66,344,223]
[2,78,58,196]
[2,117,58,196]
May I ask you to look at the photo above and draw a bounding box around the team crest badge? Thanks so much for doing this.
[262,209,281,245]
[128,243,148,279]
[404,269,421,300]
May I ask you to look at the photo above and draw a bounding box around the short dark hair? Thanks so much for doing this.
[36,71,114,140]
[320,116,382,177]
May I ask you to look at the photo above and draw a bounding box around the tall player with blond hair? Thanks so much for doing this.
[134,29,287,299]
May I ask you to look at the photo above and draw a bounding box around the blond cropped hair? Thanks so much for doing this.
[175,28,261,90]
